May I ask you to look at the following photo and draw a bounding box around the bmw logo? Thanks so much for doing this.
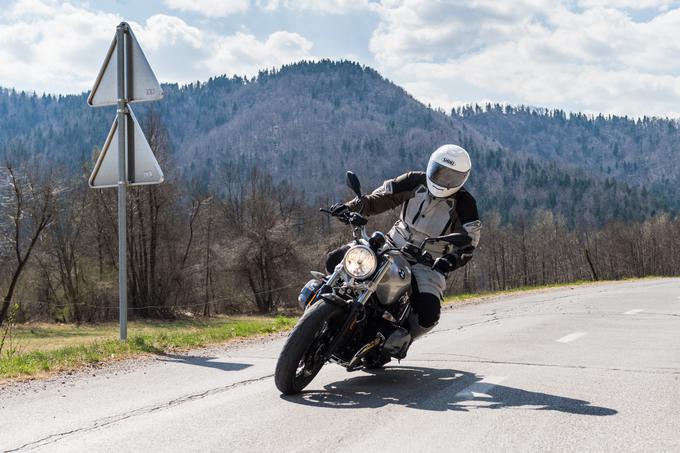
[398,269,406,279]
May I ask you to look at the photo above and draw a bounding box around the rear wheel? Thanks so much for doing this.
[275,301,343,394]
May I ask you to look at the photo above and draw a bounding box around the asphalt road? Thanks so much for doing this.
[2,279,680,452]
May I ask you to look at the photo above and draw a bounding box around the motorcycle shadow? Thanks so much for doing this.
[282,366,616,416]
[156,353,252,372]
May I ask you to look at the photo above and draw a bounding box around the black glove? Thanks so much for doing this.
[330,202,349,216]
[432,247,475,275]
[432,254,457,275]
[457,246,475,267]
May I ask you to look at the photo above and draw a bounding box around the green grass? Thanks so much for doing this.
[0,316,296,380]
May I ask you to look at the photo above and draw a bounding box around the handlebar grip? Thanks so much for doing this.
[348,213,368,226]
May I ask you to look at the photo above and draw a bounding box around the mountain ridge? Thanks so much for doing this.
[0,60,672,227]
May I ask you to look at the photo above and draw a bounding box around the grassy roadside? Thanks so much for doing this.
[443,279,597,305]
[443,276,672,305]
[0,316,296,380]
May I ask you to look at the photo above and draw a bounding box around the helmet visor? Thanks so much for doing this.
[427,161,469,189]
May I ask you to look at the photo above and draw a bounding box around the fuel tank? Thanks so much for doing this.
[375,251,412,305]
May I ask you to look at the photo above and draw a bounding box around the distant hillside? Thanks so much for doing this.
[0,60,671,227]
[456,104,680,209]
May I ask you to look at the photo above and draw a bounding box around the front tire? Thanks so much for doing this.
[275,301,343,394]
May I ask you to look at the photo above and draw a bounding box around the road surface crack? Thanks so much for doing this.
[411,355,680,375]
[431,308,680,336]
[429,311,504,334]
[6,374,274,452]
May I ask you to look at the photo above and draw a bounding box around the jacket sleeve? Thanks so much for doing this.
[454,190,482,248]
[346,171,426,216]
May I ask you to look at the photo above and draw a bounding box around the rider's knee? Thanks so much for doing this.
[325,245,350,274]
[414,293,441,328]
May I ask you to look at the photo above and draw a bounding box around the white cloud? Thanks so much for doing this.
[368,0,680,117]
[575,0,680,10]
[3,0,680,118]
[257,0,369,13]
[162,0,369,15]
[0,1,314,94]
[0,0,120,93]
[163,0,250,17]
[207,30,314,75]
[5,0,59,18]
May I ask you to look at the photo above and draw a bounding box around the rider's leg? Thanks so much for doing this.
[381,264,445,358]
[408,264,445,339]
[409,293,441,338]
[325,245,350,274]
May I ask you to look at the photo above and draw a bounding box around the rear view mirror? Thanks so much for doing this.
[432,233,472,247]
[346,171,362,197]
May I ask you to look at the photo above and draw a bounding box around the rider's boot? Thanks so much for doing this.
[408,311,437,340]
[380,309,439,361]
[382,326,411,359]
[363,350,391,369]
[389,312,438,359]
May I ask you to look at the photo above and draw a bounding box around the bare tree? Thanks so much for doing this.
[126,111,180,317]
[42,184,90,323]
[222,167,303,313]
[0,164,56,326]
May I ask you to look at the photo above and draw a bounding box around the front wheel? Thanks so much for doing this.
[275,301,343,394]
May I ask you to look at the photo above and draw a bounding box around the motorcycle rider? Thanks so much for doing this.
[327,144,481,355]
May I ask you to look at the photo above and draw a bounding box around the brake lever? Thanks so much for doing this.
[321,208,351,224]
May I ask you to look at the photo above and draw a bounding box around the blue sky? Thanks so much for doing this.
[2,0,680,118]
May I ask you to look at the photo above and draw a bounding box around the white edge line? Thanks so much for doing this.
[624,309,643,315]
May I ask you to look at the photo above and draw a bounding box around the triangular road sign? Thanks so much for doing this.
[88,26,163,107]
[89,107,164,188]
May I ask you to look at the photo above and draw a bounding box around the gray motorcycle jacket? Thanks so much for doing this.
[346,171,481,259]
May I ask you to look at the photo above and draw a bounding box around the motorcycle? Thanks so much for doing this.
[274,171,472,394]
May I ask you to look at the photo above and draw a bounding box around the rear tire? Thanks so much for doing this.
[275,301,343,394]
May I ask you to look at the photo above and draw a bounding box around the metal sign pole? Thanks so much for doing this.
[116,24,128,341]
[88,21,163,341]
[125,28,136,180]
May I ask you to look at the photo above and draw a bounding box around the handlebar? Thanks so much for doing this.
[320,208,368,227]
[320,207,370,242]
[321,206,468,265]
[381,244,435,267]
[384,237,469,267]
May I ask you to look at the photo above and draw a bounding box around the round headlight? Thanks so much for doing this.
[342,245,377,279]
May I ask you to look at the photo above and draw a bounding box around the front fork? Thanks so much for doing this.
[317,260,393,363]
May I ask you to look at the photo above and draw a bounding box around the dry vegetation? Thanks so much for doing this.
[1,62,678,330]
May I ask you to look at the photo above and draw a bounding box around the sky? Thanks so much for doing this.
[2,0,680,118]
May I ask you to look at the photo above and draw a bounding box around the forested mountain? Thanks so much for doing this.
[457,104,680,209]
[2,60,680,323]
[0,60,673,227]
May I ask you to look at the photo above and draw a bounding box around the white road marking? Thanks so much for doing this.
[624,309,644,315]
[556,331,587,343]
[455,375,507,401]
